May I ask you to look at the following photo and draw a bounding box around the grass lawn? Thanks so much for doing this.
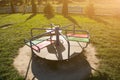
[0,14,120,80]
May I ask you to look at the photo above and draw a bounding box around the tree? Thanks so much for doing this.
[0,0,16,13]
[10,0,15,13]
[85,2,95,18]
[38,0,43,5]
[56,0,63,4]
[43,3,55,18]
[13,0,23,5]
[74,0,86,2]
[62,0,68,16]
[31,0,37,13]
[0,0,9,6]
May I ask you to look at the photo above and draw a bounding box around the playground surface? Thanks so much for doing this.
[13,44,99,80]
[32,36,85,60]
[1,14,120,80]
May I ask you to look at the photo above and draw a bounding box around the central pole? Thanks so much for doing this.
[55,27,60,46]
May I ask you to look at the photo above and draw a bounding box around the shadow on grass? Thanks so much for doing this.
[0,23,13,28]
[65,15,111,27]
[0,14,10,19]
[89,16,110,25]
[44,14,55,19]
[25,14,36,21]
[64,15,81,28]
[89,72,112,80]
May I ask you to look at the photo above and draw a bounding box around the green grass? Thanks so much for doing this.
[0,14,120,80]
[71,15,120,79]
[0,14,71,80]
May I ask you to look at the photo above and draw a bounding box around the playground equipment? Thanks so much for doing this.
[24,24,90,61]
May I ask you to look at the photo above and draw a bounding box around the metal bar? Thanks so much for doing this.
[77,42,84,49]
[59,32,70,60]
[55,27,60,46]
[30,40,40,52]
[30,29,55,41]
[61,24,74,30]
[65,29,90,38]
[73,24,75,34]
[30,27,56,37]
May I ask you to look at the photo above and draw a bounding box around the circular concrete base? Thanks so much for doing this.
[33,36,86,61]
[14,44,99,80]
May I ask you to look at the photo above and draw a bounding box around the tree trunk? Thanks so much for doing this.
[31,0,37,13]
[62,0,68,16]
[10,0,15,13]
[38,0,42,5]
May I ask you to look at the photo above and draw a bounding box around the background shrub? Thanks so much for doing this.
[43,3,55,19]
[85,3,95,18]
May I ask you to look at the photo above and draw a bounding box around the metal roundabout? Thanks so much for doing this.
[24,23,90,61]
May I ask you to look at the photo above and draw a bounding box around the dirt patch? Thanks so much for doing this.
[13,46,33,80]
[85,44,99,72]
[13,44,99,80]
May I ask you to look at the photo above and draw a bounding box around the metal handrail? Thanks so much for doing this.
[60,24,90,38]
[30,40,40,52]
[61,24,74,30]
[30,28,55,40]
[24,39,41,52]
[31,28,54,37]
[59,32,70,59]
[65,29,90,38]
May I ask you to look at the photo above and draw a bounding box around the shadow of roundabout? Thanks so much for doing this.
[31,53,92,80]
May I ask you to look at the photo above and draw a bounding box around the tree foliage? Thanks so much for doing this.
[73,0,86,2]
[85,3,95,18]
[31,0,37,13]
[10,0,15,13]
[0,0,9,6]
[43,3,55,18]
[12,0,23,5]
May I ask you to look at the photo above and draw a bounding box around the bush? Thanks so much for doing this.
[43,3,55,19]
[85,3,95,18]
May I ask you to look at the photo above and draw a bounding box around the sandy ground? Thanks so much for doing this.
[13,44,99,80]
[84,44,99,70]
[13,46,33,80]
